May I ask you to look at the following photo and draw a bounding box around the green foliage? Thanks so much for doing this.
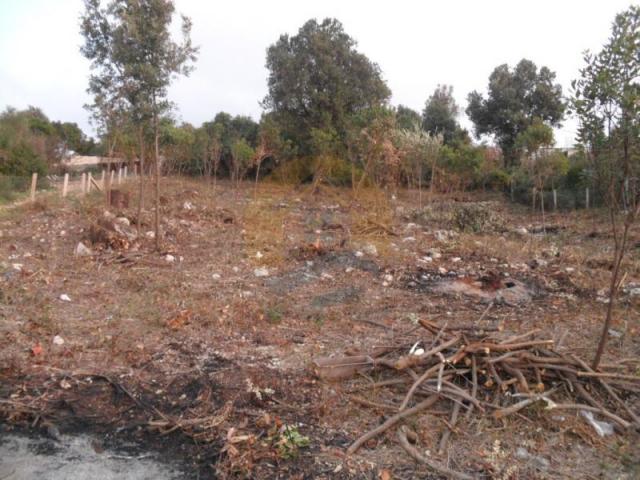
[572,5,639,204]
[395,105,421,131]
[467,59,565,166]
[422,85,467,146]
[263,18,391,157]
[438,143,483,190]
[0,143,48,177]
[274,425,310,459]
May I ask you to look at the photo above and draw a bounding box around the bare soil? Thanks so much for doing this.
[1,177,639,479]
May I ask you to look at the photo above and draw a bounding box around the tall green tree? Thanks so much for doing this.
[572,5,640,369]
[263,18,391,157]
[466,59,565,166]
[81,0,198,248]
[395,105,421,131]
[422,85,465,146]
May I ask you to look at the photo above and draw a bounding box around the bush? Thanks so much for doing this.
[0,142,48,177]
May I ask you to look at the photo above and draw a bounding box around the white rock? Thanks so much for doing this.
[232,266,240,273]
[254,267,269,277]
[255,251,263,259]
[114,217,130,226]
[59,294,71,302]
[363,243,378,256]
[321,272,334,280]
[438,267,448,275]
[429,251,442,259]
[419,256,433,263]
[565,267,575,273]
[354,251,364,258]
[11,263,23,271]
[183,201,194,210]
[516,227,529,235]
[345,267,354,273]
[52,335,65,346]
[165,254,175,263]
[74,242,93,257]
[383,274,394,283]
[145,231,155,239]
[211,273,221,280]
[402,236,416,242]
[452,257,462,263]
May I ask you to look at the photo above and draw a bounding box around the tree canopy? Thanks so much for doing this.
[422,85,465,146]
[263,18,391,157]
[466,59,565,166]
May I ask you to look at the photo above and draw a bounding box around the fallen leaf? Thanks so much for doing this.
[31,343,43,356]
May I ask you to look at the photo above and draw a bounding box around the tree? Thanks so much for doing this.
[395,105,421,131]
[230,138,254,187]
[466,59,565,166]
[422,85,466,146]
[395,126,441,206]
[572,5,640,369]
[263,18,391,157]
[81,0,198,249]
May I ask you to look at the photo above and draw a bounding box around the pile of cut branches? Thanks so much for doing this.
[313,318,640,479]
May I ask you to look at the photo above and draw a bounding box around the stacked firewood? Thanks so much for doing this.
[313,318,640,479]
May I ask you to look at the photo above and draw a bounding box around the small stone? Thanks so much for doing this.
[52,335,65,346]
[183,201,194,210]
[74,242,93,257]
[59,294,71,302]
[145,231,155,239]
[383,274,393,283]
[438,267,448,275]
[255,251,263,259]
[345,267,354,273]
[354,251,364,258]
[114,217,130,226]
[363,243,378,256]
[11,263,23,271]
[254,267,269,277]
[452,257,462,263]
[402,236,416,242]
[211,273,221,280]
[565,267,575,273]
[165,254,175,263]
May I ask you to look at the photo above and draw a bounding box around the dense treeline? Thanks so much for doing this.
[1,4,637,212]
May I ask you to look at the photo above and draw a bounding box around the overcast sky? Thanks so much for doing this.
[0,0,634,147]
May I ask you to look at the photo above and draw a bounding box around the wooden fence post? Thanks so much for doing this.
[117,167,122,185]
[88,172,93,192]
[62,173,69,198]
[30,173,37,202]
[101,170,106,189]
[124,165,128,179]
[586,187,590,209]
[553,189,557,211]
[81,173,86,195]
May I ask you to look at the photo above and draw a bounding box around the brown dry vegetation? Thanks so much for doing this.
[1,177,639,479]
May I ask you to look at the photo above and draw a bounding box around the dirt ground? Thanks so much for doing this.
[1,177,639,479]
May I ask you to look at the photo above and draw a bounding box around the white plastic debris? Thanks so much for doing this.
[183,201,194,210]
[580,410,614,437]
[59,294,71,302]
[254,267,269,277]
[52,335,65,346]
[409,342,425,356]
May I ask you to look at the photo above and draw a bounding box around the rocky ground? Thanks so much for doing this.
[0,177,639,479]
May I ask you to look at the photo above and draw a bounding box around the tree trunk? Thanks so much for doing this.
[137,125,144,236]
[154,115,160,251]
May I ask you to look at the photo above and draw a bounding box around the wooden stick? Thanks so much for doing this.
[30,172,37,201]
[62,173,69,198]
[347,395,439,455]
[397,427,473,480]
[576,371,640,382]
[438,401,461,455]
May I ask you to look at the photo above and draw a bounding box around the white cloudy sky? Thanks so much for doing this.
[0,0,634,147]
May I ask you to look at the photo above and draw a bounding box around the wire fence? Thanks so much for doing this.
[0,166,136,205]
